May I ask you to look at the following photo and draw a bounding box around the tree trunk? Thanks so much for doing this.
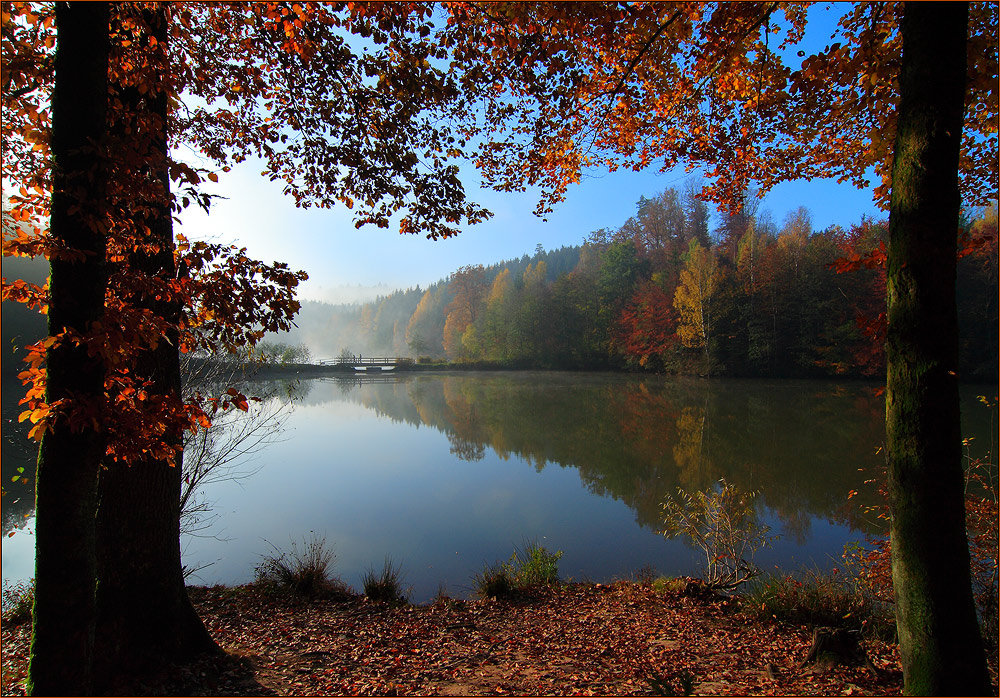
[93,6,218,687]
[26,4,109,695]
[886,3,992,694]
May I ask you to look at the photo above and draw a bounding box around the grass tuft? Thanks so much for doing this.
[651,576,688,595]
[1,579,34,626]
[362,556,409,604]
[741,567,895,641]
[516,540,563,586]
[473,539,563,599]
[254,533,350,598]
[633,564,659,584]
[433,582,463,609]
[472,561,517,599]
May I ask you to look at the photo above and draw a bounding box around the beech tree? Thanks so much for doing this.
[3,4,304,690]
[884,5,990,692]
[3,1,491,691]
[441,2,997,692]
[16,4,108,692]
[442,264,486,359]
[92,5,218,682]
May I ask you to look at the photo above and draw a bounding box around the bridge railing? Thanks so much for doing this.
[317,357,411,365]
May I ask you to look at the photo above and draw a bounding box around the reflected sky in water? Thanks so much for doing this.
[181,382,698,600]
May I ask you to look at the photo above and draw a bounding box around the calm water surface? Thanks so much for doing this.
[3,372,996,602]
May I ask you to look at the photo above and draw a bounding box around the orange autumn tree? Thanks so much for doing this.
[3,4,307,690]
[2,2,492,692]
[442,263,487,360]
[615,280,677,370]
[3,6,109,692]
[444,2,995,211]
[439,2,997,692]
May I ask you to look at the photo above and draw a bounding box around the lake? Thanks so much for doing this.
[2,371,996,602]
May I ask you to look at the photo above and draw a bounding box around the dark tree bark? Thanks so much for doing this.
[886,3,992,694]
[26,3,109,695]
[93,6,218,687]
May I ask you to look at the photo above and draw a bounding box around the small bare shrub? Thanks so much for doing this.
[660,478,777,590]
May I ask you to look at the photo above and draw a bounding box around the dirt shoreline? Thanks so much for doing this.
[2,580,905,696]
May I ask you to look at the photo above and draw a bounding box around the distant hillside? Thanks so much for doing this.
[266,244,583,361]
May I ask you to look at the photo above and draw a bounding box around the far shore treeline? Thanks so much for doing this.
[4,187,996,384]
[266,187,998,382]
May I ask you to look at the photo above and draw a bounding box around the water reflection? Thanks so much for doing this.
[320,373,891,534]
[2,371,995,603]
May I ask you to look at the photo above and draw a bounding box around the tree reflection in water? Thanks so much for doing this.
[316,372,895,535]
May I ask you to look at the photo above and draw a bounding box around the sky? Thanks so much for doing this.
[177,159,883,304]
[176,4,885,305]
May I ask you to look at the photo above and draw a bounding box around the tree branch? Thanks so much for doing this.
[691,2,780,97]
[604,7,686,104]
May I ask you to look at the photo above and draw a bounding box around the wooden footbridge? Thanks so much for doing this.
[318,356,409,371]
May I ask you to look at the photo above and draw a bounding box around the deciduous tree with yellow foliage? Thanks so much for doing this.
[673,239,721,373]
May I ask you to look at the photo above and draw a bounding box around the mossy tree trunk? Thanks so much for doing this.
[886,3,992,694]
[93,6,218,687]
[26,3,109,695]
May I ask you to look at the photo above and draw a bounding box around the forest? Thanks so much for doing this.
[277,189,998,381]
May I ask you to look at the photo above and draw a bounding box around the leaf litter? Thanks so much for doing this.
[2,580,904,696]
